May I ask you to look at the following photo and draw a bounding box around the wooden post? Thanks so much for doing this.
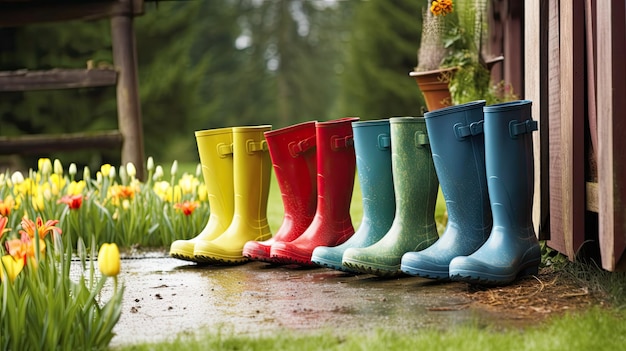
[596,1,626,271]
[111,0,145,180]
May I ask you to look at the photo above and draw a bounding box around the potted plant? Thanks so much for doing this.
[411,0,508,112]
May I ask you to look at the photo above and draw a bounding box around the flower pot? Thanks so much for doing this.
[410,67,455,112]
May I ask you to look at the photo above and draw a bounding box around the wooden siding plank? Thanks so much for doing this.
[524,1,547,239]
[547,0,567,256]
[596,1,626,271]
[560,0,586,259]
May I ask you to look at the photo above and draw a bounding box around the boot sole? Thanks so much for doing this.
[449,262,539,285]
[342,259,402,277]
[400,266,450,280]
[310,255,357,273]
[170,252,198,263]
[194,254,249,265]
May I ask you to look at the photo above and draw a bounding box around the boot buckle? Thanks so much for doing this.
[288,135,316,157]
[246,139,268,154]
[217,143,233,158]
[377,134,391,150]
[453,121,484,140]
[331,135,354,150]
[509,119,538,138]
[415,131,429,148]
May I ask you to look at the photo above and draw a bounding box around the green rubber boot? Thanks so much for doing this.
[169,127,234,262]
[194,125,273,264]
[342,117,439,277]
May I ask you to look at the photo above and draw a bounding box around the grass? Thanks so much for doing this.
[116,307,625,351]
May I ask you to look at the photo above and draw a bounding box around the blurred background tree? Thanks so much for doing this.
[0,0,426,171]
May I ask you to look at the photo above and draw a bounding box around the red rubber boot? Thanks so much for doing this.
[271,117,359,266]
[243,121,318,263]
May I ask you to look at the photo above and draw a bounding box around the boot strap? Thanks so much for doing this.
[454,121,484,140]
[217,143,233,158]
[415,131,429,147]
[509,119,538,138]
[246,139,268,153]
[377,134,391,150]
[288,134,316,157]
[331,135,354,150]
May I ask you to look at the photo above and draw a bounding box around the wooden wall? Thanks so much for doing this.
[525,0,626,271]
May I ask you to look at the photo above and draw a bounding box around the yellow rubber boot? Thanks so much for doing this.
[169,127,234,262]
[194,125,273,264]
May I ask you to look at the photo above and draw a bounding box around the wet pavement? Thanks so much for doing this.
[104,251,530,347]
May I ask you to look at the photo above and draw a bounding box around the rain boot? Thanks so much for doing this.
[342,117,439,277]
[169,127,234,262]
[242,121,317,263]
[194,125,273,264]
[401,101,492,279]
[310,119,395,272]
[271,117,359,266]
[449,100,540,285]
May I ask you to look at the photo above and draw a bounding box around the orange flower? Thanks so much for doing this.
[174,201,199,216]
[19,217,62,241]
[431,0,453,16]
[58,194,83,210]
[0,197,14,216]
[0,216,10,240]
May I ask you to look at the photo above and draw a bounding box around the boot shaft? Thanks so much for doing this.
[194,127,234,220]
[483,100,537,228]
[424,100,491,231]
[264,121,317,218]
[389,117,438,220]
[232,125,272,221]
[314,118,359,216]
[352,119,395,226]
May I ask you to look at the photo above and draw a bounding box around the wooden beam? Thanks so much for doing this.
[0,130,123,155]
[0,68,117,92]
[0,1,144,28]
[596,1,626,271]
[111,0,145,180]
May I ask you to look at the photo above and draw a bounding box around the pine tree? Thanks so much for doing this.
[338,0,426,120]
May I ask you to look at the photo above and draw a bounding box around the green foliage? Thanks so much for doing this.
[1,236,123,351]
[339,0,426,119]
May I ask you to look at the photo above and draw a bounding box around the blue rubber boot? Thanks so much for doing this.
[342,117,439,277]
[401,101,492,279]
[311,119,395,272]
[449,100,540,285]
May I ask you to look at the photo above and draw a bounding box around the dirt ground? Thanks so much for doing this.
[106,250,605,347]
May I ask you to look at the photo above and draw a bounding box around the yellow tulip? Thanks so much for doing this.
[1,255,24,283]
[98,243,121,277]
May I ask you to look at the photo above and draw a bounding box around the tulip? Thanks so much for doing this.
[1,255,24,283]
[98,243,121,277]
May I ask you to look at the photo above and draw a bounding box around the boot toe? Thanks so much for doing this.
[270,242,316,266]
[400,252,451,279]
[242,241,273,262]
[311,246,351,272]
[169,240,197,262]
